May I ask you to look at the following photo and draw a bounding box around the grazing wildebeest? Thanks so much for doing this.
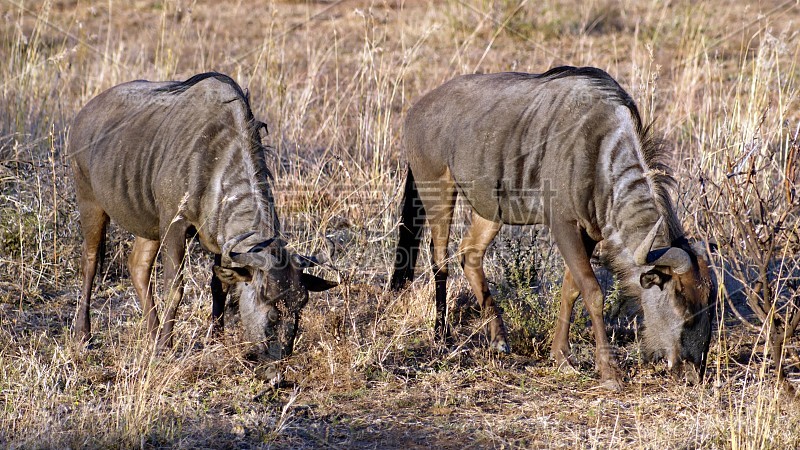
[390,66,715,389]
[69,72,337,360]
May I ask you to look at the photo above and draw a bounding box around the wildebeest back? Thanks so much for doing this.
[404,70,650,242]
[69,74,273,249]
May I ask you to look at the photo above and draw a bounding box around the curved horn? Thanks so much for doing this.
[634,217,664,265]
[221,232,257,266]
[230,236,279,270]
[650,247,693,274]
[230,250,279,270]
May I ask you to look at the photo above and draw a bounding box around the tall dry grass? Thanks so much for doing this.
[1,0,799,448]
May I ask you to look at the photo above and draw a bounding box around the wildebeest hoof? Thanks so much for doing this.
[551,349,578,374]
[673,362,701,385]
[598,377,623,391]
[76,334,98,351]
[74,328,93,346]
[434,325,452,342]
[255,363,282,387]
[492,338,510,354]
[555,358,580,375]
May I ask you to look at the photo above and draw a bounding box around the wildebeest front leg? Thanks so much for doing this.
[157,222,188,350]
[459,211,509,353]
[551,267,580,372]
[209,254,227,337]
[129,237,161,341]
[551,234,596,371]
[551,222,621,390]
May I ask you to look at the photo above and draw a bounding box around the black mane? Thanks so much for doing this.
[540,66,642,132]
[154,72,247,100]
[542,66,681,239]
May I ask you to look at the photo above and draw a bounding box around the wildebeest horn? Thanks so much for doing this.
[222,231,256,267]
[634,217,663,265]
[649,247,693,274]
[230,247,278,270]
[222,232,278,269]
[222,232,257,265]
[632,218,693,274]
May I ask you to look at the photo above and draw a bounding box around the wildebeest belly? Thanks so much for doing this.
[455,176,548,225]
[82,135,176,241]
[99,194,161,240]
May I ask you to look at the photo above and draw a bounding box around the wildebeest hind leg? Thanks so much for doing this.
[74,204,109,344]
[129,237,161,342]
[421,172,457,342]
[551,222,621,390]
[459,211,509,353]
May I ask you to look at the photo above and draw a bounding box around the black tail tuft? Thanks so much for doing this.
[390,167,425,291]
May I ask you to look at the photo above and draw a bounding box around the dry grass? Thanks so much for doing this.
[2,0,800,448]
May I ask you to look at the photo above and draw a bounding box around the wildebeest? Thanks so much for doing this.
[390,66,715,389]
[69,72,337,360]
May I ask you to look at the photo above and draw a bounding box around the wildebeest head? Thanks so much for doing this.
[634,218,716,383]
[213,232,338,361]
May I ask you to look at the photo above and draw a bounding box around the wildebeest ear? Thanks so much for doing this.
[640,268,671,290]
[214,266,252,284]
[256,120,268,135]
[301,273,338,292]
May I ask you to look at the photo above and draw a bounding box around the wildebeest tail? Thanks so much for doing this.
[390,167,425,291]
